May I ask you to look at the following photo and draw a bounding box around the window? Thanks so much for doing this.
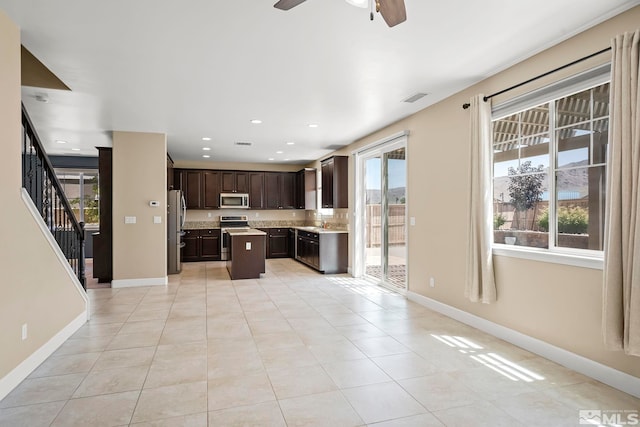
[54,168,100,226]
[492,67,609,256]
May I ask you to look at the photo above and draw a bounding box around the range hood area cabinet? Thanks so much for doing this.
[174,168,316,210]
[221,171,248,193]
[321,156,348,209]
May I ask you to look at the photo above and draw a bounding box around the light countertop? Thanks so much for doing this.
[226,228,267,237]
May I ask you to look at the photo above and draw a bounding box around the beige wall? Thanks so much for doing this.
[112,131,167,282]
[334,6,640,378]
[174,160,301,172]
[0,11,86,379]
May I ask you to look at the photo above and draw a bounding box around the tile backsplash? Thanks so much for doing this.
[184,208,349,230]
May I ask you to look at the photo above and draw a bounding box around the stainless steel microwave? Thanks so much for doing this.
[219,193,249,209]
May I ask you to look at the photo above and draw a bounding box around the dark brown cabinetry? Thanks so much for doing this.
[202,170,220,209]
[248,172,265,209]
[175,168,299,210]
[182,229,221,262]
[264,228,290,258]
[167,154,174,190]
[175,169,221,209]
[93,147,112,282]
[175,169,203,209]
[321,156,348,209]
[265,172,296,209]
[296,230,320,269]
[226,233,266,280]
[295,230,348,274]
[296,168,317,210]
[221,171,248,193]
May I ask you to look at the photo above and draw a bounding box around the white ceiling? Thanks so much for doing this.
[1,0,637,164]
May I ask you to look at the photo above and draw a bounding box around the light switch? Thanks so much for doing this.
[245,242,251,250]
[410,217,416,226]
[154,216,162,224]
[125,216,136,224]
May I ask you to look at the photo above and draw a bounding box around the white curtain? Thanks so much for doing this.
[465,94,497,303]
[603,29,640,356]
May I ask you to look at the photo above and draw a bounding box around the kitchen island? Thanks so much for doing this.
[226,228,267,280]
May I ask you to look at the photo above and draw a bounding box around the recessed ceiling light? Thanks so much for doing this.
[55,140,67,144]
[202,137,211,141]
[276,151,284,154]
[286,141,295,145]
[203,155,210,158]
[284,159,290,161]
[71,148,81,151]
[250,119,262,124]
[202,147,211,151]
[308,124,319,128]
[268,158,275,161]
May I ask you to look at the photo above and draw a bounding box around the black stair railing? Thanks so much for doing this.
[21,103,86,289]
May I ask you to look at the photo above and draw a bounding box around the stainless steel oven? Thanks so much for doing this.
[219,215,250,260]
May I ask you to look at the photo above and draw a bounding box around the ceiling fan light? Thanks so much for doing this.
[345,0,368,8]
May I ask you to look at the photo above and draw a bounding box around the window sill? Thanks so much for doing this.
[492,244,603,270]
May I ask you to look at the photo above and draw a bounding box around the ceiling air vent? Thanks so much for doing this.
[403,92,428,103]
[234,142,252,147]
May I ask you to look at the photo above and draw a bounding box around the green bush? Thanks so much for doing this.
[537,206,588,234]
[494,213,506,229]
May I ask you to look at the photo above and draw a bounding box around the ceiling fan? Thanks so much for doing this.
[274,0,407,27]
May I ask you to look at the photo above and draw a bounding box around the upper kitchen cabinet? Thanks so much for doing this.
[265,172,296,209]
[202,170,221,209]
[321,156,348,209]
[167,154,174,190]
[175,169,203,209]
[174,169,220,209]
[248,172,265,209]
[221,171,248,193]
[296,168,317,210]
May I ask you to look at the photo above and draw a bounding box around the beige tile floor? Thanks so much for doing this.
[1,259,638,426]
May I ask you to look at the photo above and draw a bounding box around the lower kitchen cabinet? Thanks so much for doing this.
[182,229,221,262]
[295,230,348,274]
[260,228,290,259]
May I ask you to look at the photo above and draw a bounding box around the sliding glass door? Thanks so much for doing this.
[356,137,407,291]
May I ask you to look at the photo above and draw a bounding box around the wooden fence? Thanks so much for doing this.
[366,204,406,247]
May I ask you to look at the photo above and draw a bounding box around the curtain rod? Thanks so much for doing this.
[461,46,611,109]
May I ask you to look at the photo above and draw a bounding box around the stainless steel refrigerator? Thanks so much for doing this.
[167,190,185,274]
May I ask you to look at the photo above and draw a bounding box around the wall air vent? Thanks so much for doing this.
[234,142,252,146]
[403,92,428,103]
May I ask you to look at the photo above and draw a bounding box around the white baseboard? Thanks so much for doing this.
[406,291,640,399]
[111,276,168,288]
[0,311,87,402]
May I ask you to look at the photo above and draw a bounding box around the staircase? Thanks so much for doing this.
[21,103,86,289]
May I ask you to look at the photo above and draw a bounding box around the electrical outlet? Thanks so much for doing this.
[208,212,212,218]
[429,277,435,288]
[255,212,259,217]
[292,212,296,217]
[21,323,28,340]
